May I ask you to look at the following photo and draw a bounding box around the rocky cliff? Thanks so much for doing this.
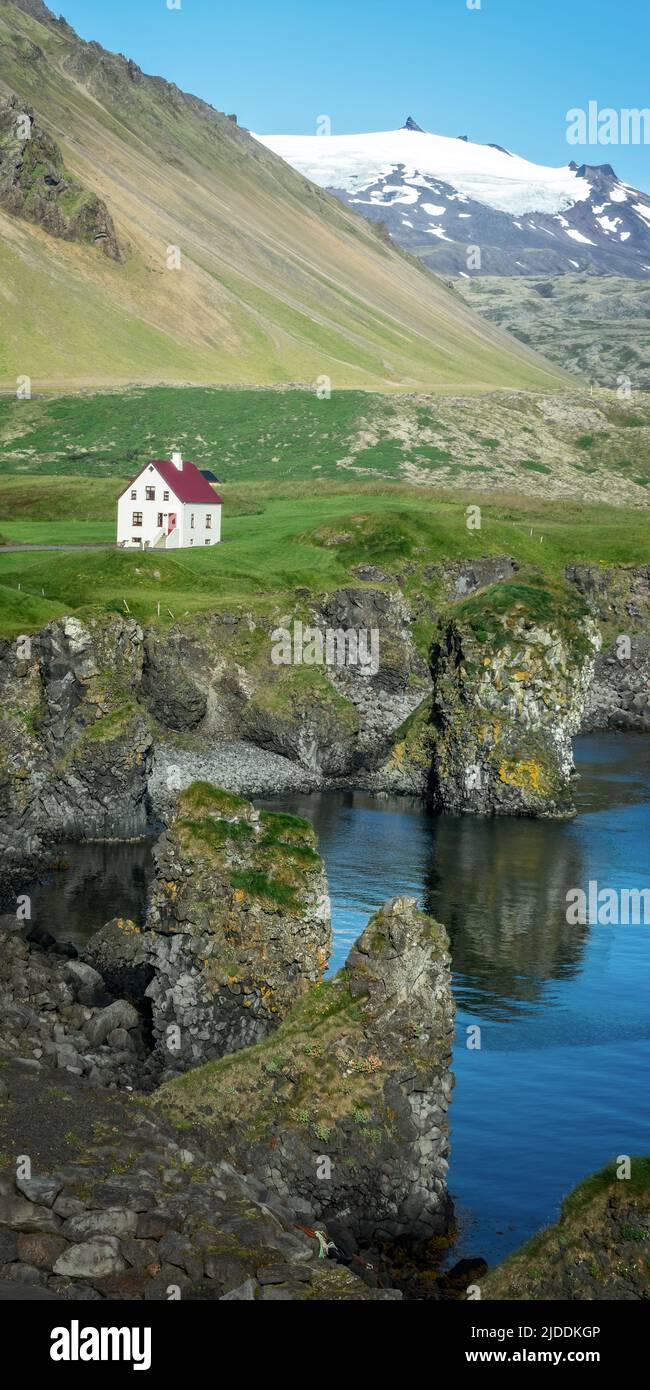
[567,564,650,732]
[155,896,455,1246]
[429,578,600,817]
[0,615,151,886]
[0,913,396,1301]
[137,783,331,1074]
[0,95,120,258]
[1,558,647,887]
[142,585,430,802]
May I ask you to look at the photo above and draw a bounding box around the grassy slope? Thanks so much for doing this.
[0,3,563,395]
[2,384,650,505]
[0,482,647,638]
[481,1157,650,1300]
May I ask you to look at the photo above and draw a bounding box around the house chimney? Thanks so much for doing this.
[171,449,183,470]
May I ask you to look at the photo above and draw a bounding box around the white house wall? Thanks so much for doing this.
[179,502,222,547]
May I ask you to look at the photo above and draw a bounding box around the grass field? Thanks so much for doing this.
[1,480,648,640]
[2,384,650,506]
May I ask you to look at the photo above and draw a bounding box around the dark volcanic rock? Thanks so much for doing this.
[0,1058,395,1301]
[0,616,151,874]
[566,564,650,731]
[0,94,120,258]
[142,783,331,1073]
[155,896,455,1246]
[0,917,154,1092]
[429,580,600,817]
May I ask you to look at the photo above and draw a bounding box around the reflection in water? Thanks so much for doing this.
[422,816,590,1018]
[24,735,650,1266]
[261,735,650,1263]
[29,838,156,946]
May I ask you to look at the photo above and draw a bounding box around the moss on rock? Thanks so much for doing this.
[154,896,455,1246]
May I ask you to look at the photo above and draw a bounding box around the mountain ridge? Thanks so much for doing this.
[258,120,650,279]
[0,5,564,393]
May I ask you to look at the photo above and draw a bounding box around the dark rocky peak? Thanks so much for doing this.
[9,0,73,32]
[346,896,450,1025]
[403,116,425,132]
[575,162,617,180]
[574,162,621,196]
[0,94,121,259]
[9,0,55,21]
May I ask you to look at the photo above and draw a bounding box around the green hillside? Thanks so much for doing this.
[1,384,649,506]
[0,1,564,394]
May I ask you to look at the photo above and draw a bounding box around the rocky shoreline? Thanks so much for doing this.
[0,810,457,1300]
[1,558,649,1301]
[2,560,648,887]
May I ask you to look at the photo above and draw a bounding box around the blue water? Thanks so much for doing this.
[260,734,650,1264]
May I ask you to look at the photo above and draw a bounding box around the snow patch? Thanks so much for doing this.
[597,214,621,233]
[566,228,595,245]
[254,127,592,217]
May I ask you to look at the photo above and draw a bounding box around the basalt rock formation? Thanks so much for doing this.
[155,896,455,1246]
[1,559,645,888]
[567,564,650,732]
[0,914,154,1091]
[0,615,151,886]
[140,784,331,1074]
[0,1040,399,1300]
[0,95,120,258]
[143,586,430,808]
[428,578,600,817]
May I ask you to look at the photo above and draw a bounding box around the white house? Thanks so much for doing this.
[117,451,222,550]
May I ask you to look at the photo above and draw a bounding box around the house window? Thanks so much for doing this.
[145,487,155,502]
[132,537,141,545]
[131,489,137,500]
[205,539,210,545]
[163,491,169,501]
[157,513,163,527]
[190,513,195,529]
[190,539,194,545]
[132,512,143,527]
[206,514,212,529]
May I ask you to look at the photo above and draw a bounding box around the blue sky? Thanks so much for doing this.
[57,0,650,189]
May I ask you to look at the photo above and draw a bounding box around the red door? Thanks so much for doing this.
[167,513,177,535]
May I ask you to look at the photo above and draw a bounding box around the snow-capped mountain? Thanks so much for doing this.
[256,120,650,278]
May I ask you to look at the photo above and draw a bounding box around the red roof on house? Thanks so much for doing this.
[118,458,223,505]
[149,459,222,505]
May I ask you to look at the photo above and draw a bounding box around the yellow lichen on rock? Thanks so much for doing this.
[498,758,544,793]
